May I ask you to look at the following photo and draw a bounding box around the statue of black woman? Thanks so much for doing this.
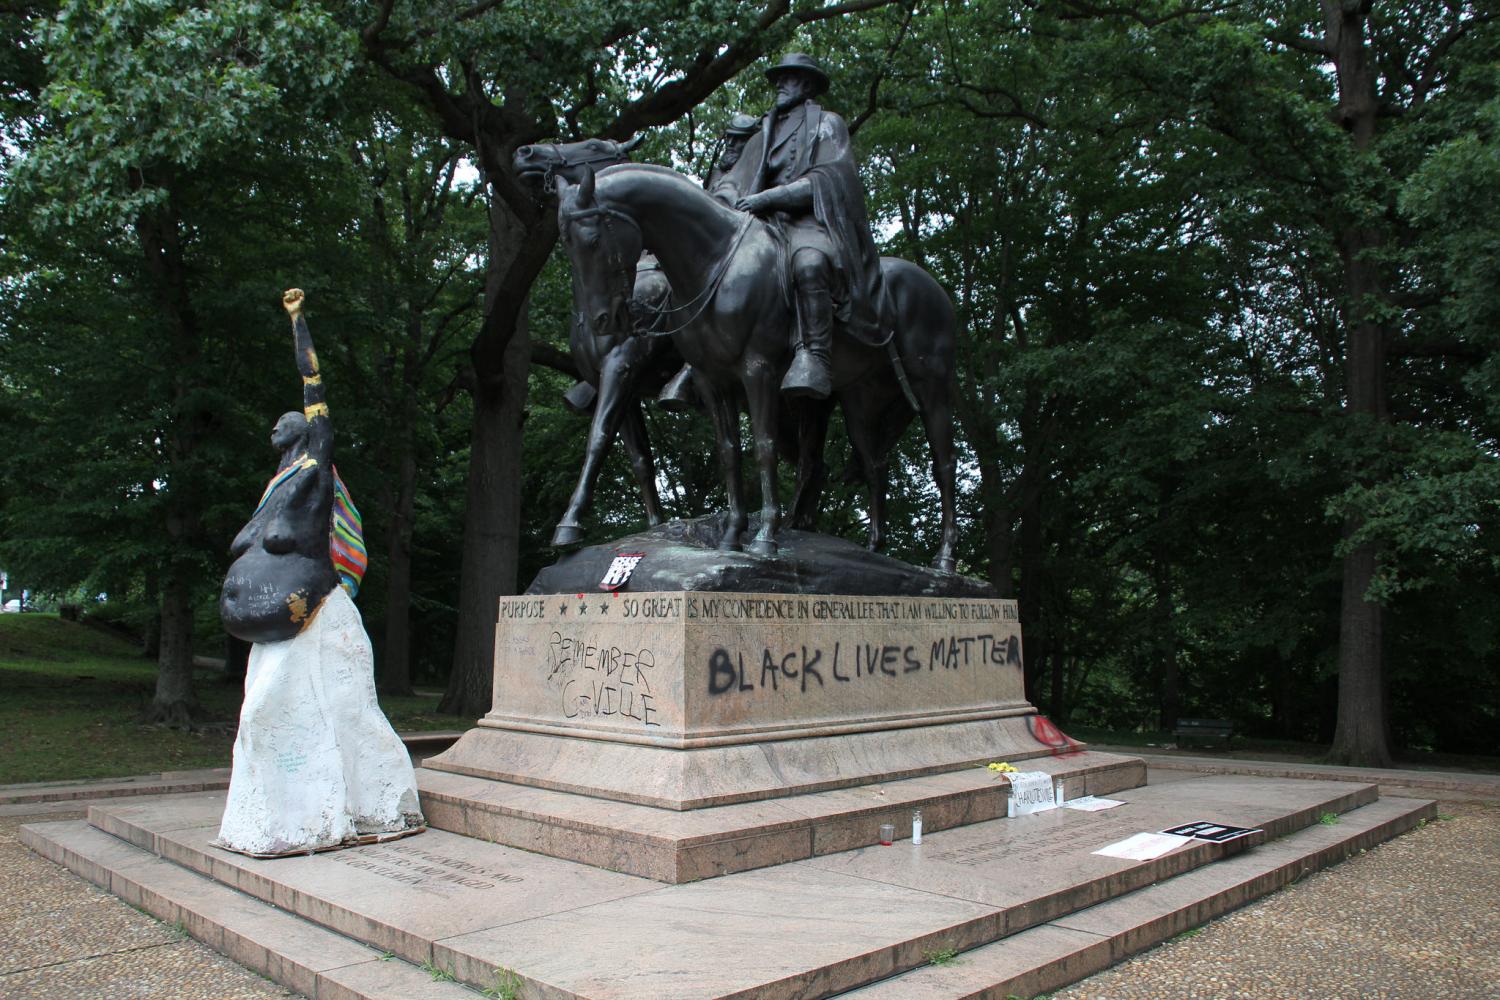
[215,289,423,858]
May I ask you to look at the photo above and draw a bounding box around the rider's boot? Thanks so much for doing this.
[657,364,698,411]
[562,381,598,414]
[782,284,834,400]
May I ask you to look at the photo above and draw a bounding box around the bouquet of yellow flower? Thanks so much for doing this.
[986,761,1019,776]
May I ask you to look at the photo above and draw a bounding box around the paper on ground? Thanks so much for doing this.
[1092,831,1195,861]
[1063,795,1125,812]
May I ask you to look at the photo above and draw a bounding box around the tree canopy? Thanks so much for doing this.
[2,0,1496,761]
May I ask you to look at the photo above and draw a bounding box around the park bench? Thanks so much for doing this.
[1174,717,1235,749]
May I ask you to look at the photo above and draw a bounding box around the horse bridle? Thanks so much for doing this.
[561,204,642,330]
[562,201,757,339]
[539,145,627,193]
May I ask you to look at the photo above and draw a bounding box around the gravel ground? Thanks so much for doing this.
[1056,798,1500,1000]
[2,796,1496,999]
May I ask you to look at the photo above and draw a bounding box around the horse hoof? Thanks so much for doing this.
[718,539,743,553]
[749,538,778,558]
[933,556,956,574]
[552,524,584,547]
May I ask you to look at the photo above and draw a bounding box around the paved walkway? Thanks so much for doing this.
[0,809,296,999]
[2,755,1496,999]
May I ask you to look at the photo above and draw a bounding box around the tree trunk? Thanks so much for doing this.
[437,164,555,719]
[1017,386,1048,704]
[1154,541,1179,733]
[1323,0,1394,768]
[223,636,250,687]
[980,464,1015,600]
[380,430,418,696]
[438,312,529,717]
[137,195,207,728]
[1048,637,1068,724]
[1331,520,1390,764]
[149,570,199,727]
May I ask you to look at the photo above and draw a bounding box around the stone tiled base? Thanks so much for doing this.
[19,774,1432,1000]
[841,795,1436,998]
[426,713,1075,809]
[418,750,1146,882]
[17,821,474,1000]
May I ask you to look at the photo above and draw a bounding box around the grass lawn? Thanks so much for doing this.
[0,613,472,786]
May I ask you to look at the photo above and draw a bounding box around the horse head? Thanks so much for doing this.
[557,167,644,341]
[514,135,643,192]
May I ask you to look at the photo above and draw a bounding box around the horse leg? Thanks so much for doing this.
[552,337,650,545]
[618,403,663,526]
[790,399,833,531]
[698,373,747,551]
[914,379,959,573]
[743,366,781,557]
[839,391,890,552]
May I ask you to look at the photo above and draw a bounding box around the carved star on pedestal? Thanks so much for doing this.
[598,601,610,614]
[558,602,569,614]
[578,601,589,615]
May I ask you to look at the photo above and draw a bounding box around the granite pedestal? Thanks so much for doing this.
[420,589,1130,877]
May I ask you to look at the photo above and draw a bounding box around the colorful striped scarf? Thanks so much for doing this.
[251,454,367,600]
[253,454,318,516]
[330,468,367,599]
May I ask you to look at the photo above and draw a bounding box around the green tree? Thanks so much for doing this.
[4,0,355,723]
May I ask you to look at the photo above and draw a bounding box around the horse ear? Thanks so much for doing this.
[578,165,596,206]
[620,133,644,153]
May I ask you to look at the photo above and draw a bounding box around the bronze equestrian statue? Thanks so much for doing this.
[556,160,959,569]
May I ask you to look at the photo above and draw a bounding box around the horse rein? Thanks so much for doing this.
[563,204,757,339]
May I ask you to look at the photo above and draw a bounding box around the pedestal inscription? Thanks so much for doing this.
[484,592,1028,749]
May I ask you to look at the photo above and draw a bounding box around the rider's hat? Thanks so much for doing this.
[764,53,830,97]
[724,113,760,137]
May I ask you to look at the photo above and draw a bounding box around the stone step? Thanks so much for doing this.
[16,820,477,1000]
[0,733,462,807]
[419,749,1146,881]
[22,773,1388,999]
[836,795,1436,999]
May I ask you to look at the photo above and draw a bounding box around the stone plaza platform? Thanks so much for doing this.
[21,773,1433,998]
[15,580,1439,996]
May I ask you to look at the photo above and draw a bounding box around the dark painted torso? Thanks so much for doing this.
[220,457,337,644]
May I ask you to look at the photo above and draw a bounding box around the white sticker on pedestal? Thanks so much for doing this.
[599,553,644,591]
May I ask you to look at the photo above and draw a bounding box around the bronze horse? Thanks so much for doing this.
[515,138,681,543]
[557,164,959,570]
[516,139,810,546]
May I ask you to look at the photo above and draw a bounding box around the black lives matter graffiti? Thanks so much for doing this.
[706,631,1021,697]
[689,595,1023,699]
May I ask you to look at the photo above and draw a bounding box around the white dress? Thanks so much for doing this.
[216,586,423,856]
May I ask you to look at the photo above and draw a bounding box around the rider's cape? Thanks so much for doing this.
[725,101,889,346]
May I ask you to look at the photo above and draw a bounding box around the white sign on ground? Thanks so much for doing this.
[1063,795,1126,812]
[1092,831,1195,861]
[1007,771,1058,817]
